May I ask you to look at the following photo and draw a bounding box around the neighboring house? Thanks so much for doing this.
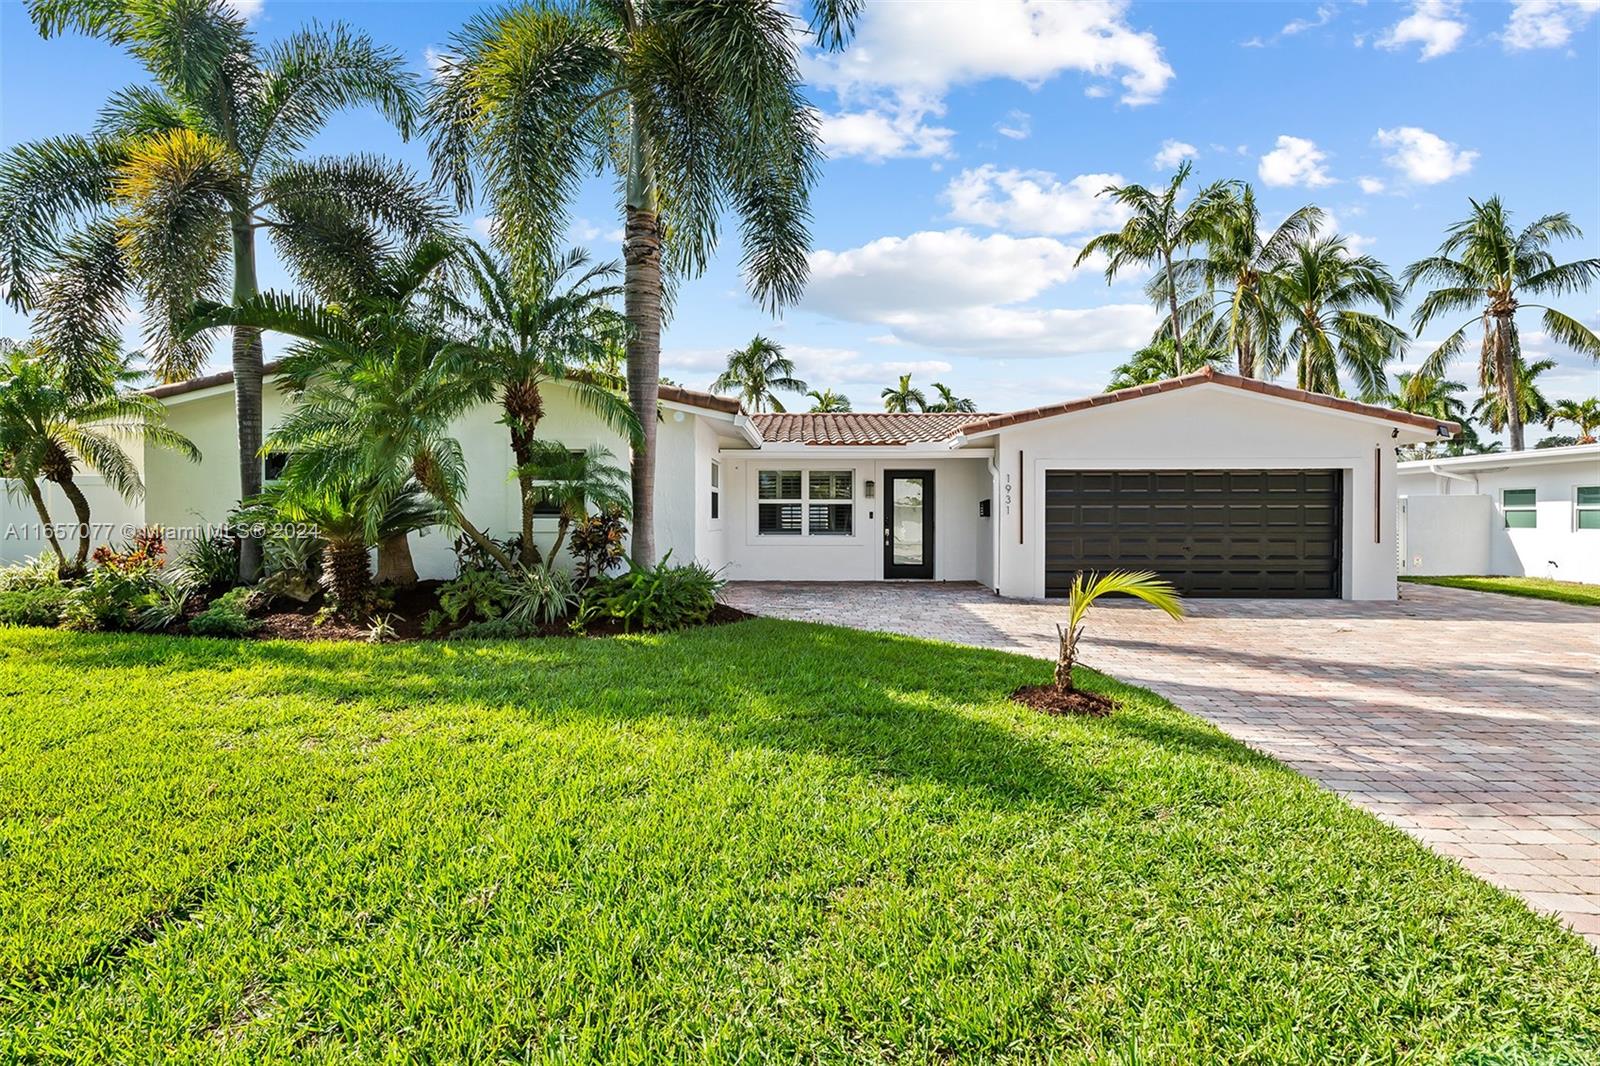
[1395,444,1600,584]
[1,366,1455,600]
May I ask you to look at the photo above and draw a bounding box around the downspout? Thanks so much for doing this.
[985,451,1002,595]
[1427,461,1480,495]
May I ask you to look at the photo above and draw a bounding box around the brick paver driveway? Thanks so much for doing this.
[724,581,1600,946]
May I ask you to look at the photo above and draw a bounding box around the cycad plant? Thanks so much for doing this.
[1076,162,1229,365]
[1279,235,1408,401]
[426,1,859,565]
[1055,571,1184,694]
[712,336,808,413]
[0,338,198,575]
[0,0,436,577]
[456,243,639,563]
[881,374,928,413]
[1404,197,1600,451]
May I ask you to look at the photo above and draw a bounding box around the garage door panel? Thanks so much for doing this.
[1044,469,1342,598]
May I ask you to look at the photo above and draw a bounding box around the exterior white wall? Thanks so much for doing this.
[980,384,1420,601]
[1,475,145,564]
[1396,495,1492,575]
[715,452,988,582]
[1396,450,1600,583]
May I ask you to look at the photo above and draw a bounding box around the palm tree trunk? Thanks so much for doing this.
[1496,314,1524,451]
[1162,247,1185,366]
[623,111,661,566]
[503,380,545,567]
[53,473,93,574]
[375,534,418,586]
[323,539,373,616]
[449,500,517,573]
[230,211,265,581]
[19,478,66,568]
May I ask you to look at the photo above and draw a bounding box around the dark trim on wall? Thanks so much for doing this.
[1018,449,1024,545]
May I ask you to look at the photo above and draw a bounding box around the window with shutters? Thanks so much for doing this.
[756,469,854,537]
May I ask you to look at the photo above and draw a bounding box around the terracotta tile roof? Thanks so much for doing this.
[144,360,285,399]
[750,411,991,446]
[657,382,743,415]
[957,367,1461,437]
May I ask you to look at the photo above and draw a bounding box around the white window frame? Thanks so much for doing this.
[709,460,723,529]
[753,467,859,540]
[1575,485,1600,532]
[1501,487,1537,529]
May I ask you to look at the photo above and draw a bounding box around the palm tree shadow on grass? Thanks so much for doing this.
[35,620,1278,806]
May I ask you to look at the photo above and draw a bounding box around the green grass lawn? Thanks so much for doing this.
[1403,574,1600,607]
[1,620,1596,1064]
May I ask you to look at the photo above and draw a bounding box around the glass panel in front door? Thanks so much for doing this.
[892,477,925,565]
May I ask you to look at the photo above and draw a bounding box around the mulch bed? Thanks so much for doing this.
[185,581,753,643]
[1010,684,1117,717]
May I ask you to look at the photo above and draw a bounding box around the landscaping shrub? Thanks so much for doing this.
[569,506,628,584]
[0,555,61,592]
[137,581,193,632]
[92,527,166,574]
[579,553,724,631]
[172,530,239,591]
[187,587,258,638]
[0,585,70,628]
[436,568,512,626]
[60,568,164,632]
[452,532,522,575]
[501,565,578,628]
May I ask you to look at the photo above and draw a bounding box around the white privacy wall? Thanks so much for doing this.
[976,384,1432,601]
[1396,450,1600,583]
[714,453,989,582]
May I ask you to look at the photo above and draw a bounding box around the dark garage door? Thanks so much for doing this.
[1044,469,1343,598]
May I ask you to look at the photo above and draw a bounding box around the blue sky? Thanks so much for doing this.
[2,0,1597,420]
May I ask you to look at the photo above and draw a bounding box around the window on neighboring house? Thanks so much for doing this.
[756,469,854,537]
[710,461,720,522]
[1502,488,1537,528]
[807,470,853,535]
[757,469,802,535]
[1577,486,1600,530]
[263,452,293,482]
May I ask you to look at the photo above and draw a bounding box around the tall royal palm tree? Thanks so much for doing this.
[426,0,860,564]
[1175,183,1321,379]
[1076,161,1228,365]
[926,382,977,413]
[1548,397,1600,442]
[1278,235,1407,400]
[806,388,851,413]
[1106,338,1230,391]
[0,0,434,579]
[881,374,927,413]
[0,338,198,574]
[711,336,808,413]
[1404,197,1600,450]
[456,243,639,564]
[1473,357,1556,438]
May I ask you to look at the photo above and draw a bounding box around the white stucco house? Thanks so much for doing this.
[1395,443,1600,584]
[2,365,1458,600]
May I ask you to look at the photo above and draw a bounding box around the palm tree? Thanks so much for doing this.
[806,388,852,413]
[1473,357,1556,437]
[1404,197,1600,450]
[0,338,198,575]
[927,383,977,413]
[711,336,808,413]
[881,374,928,413]
[1278,236,1407,400]
[1388,372,1471,425]
[1548,397,1600,442]
[456,243,640,564]
[0,1,433,579]
[1175,183,1321,379]
[1076,162,1228,364]
[1054,572,1183,694]
[523,442,632,562]
[426,2,859,566]
[1106,338,1230,391]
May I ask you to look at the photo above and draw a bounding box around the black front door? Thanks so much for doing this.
[883,470,935,579]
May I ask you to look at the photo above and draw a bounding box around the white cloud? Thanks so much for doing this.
[802,229,1155,357]
[1320,211,1377,253]
[1283,3,1340,36]
[1258,135,1335,187]
[1357,176,1387,194]
[1377,1,1468,59]
[423,47,451,81]
[567,217,625,246]
[944,166,1130,236]
[1375,126,1477,184]
[818,100,954,162]
[805,0,1175,117]
[1152,139,1197,169]
[471,216,499,238]
[222,0,263,20]
[1503,0,1600,49]
[995,109,1032,140]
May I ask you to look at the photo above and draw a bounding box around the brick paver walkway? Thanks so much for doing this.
[724,581,1600,947]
